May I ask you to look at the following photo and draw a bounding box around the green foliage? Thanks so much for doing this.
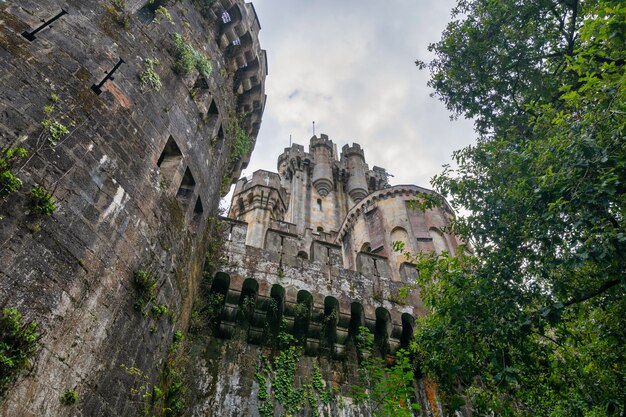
[139,58,162,92]
[267,297,278,314]
[104,0,130,28]
[170,33,212,78]
[254,332,338,415]
[292,301,309,319]
[258,400,273,417]
[41,119,69,146]
[0,308,39,392]
[387,286,409,305]
[0,171,23,195]
[277,328,296,349]
[391,240,405,253]
[312,366,332,405]
[219,173,232,195]
[272,346,304,412]
[133,270,158,312]
[239,295,255,322]
[40,92,72,146]
[227,115,252,161]
[351,327,419,416]
[415,0,626,414]
[151,304,169,318]
[30,184,56,216]
[204,214,226,273]
[124,331,188,417]
[120,364,157,415]
[155,6,173,23]
[205,292,224,325]
[61,389,78,405]
[0,147,27,196]
[163,332,186,416]
[255,371,268,401]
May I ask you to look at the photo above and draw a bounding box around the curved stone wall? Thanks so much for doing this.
[0,1,265,415]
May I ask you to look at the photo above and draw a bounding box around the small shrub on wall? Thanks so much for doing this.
[0,308,40,392]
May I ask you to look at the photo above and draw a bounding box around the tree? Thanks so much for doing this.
[413,0,626,415]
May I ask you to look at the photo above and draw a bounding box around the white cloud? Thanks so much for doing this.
[235,0,476,198]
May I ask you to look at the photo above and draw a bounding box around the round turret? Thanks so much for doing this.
[310,134,334,197]
[342,144,368,202]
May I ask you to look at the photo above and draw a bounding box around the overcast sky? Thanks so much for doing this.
[229,0,476,202]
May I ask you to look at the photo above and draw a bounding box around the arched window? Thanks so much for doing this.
[390,226,409,252]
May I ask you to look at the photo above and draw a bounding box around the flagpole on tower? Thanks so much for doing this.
[312,121,315,136]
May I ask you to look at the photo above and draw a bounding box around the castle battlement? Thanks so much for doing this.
[217,138,461,361]
[214,218,422,358]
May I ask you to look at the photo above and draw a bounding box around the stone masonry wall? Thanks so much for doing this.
[185,219,441,416]
[0,1,263,415]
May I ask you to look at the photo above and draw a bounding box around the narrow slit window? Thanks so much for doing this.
[194,196,204,215]
[177,167,196,203]
[208,99,219,116]
[157,136,183,182]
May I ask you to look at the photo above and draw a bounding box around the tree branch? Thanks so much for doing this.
[563,278,622,307]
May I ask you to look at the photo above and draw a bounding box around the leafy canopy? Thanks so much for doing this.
[414,0,626,415]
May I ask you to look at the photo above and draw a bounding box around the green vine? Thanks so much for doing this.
[350,326,420,416]
[254,329,338,416]
[312,365,332,404]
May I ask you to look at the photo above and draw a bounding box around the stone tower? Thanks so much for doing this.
[0,0,265,415]
[187,135,461,415]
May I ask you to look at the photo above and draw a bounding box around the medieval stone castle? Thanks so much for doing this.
[0,0,457,416]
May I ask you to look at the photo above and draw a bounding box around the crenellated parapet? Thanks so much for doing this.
[216,218,424,358]
[366,165,391,193]
[277,143,309,177]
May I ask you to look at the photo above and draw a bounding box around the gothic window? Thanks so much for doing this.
[317,198,322,211]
